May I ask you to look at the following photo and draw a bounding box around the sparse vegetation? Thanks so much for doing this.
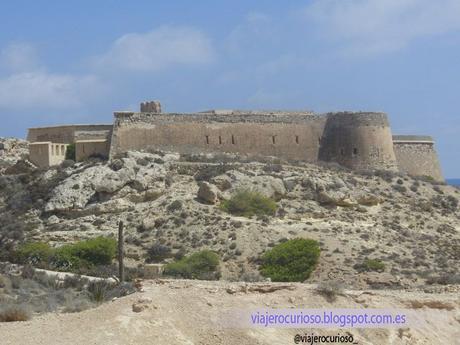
[52,237,117,270]
[16,242,53,266]
[315,281,344,302]
[260,238,320,282]
[65,143,76,161]
[0,306,30,322]
[164,250,220,280]
[146,243,172,263]
[220,190,277,217]
[354,258,386,272]
[13,237,117,272]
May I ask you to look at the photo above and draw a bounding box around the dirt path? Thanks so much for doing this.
[0,279,459,345]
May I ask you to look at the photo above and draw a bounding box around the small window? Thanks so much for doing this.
[218,136,222,145]
[205,135,209,145]
[353,148,358,155]
[295,136,299,144]
[231,135,235,145]
[272,136,276,144]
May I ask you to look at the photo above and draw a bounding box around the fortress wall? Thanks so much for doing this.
[319,112,398,171]
[75,140,110,162]
[393,136,444,181]
[110,112,326,161]
[27,125,112,144]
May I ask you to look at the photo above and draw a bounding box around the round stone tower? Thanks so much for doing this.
[318,112,398,171]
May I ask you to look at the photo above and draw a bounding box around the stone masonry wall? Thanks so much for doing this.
[319,112,398,171]
[27,125,112,144]
[393,140,444,181]
[110,112,327,162]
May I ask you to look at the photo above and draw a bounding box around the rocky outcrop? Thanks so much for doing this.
[45,152,174,212]
[197,181,220,204]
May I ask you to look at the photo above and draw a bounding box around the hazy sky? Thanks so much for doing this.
[0,0,459,177]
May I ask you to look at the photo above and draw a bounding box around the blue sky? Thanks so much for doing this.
[0,0,459,177]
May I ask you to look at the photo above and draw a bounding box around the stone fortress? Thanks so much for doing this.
[27,101,444,181]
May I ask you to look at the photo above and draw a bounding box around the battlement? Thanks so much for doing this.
[140,101,161,113]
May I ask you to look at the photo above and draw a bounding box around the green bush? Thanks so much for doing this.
[354,258,385,273]
[164,250,220,280]
[16,242,53,265]
[65,143,76,161]
[260,238,320,282]
[364,259,385,272]
[15,237,117,271]
[220,190,277,217]
[53,237,117,270]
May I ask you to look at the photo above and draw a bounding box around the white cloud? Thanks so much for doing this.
[94,26,215,72]
[0,43,39,72]
[225,12,275,54]
[304,0,460,54]
[0,71,104,110]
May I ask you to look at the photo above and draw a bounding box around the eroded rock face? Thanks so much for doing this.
[45,152,172,212]
[225,171,286,199]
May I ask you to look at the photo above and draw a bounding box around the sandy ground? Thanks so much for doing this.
[0,279,459,345]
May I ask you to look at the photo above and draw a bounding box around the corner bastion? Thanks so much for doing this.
[392,135,444,182]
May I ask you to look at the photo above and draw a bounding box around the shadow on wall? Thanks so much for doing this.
[318,112,398,171]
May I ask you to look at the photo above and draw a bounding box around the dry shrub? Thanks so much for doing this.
[406,300,455,311]
[0,306,30,322]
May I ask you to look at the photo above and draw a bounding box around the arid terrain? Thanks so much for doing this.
[0,137,459,344]
[1,279,459,345]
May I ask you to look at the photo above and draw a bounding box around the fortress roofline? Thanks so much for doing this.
[393,135,435,143]
[28,124,112,130]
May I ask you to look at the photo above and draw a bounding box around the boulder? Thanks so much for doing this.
[357,194,383,206]
[144,264,164,279]
[283,177,299,192]
[230,175,286,199]
[317,191,357,207]
[197,181,220,204]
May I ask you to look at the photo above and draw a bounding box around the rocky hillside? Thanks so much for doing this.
[0,146,459,289]
[0,138,29,174]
